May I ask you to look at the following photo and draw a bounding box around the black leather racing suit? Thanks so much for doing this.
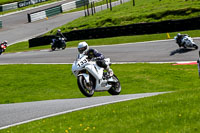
[56,32,66,39]
[176,34,187,46]
[54,32,66,47]
[85,48,107,69]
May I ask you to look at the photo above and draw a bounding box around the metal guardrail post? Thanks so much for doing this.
[27,13,31,22]
[0,20,2,28]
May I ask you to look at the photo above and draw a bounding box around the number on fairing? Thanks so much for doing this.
[78,59,88,67]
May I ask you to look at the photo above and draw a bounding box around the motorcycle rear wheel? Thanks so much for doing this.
[0,49,3,55]
[108,75,121,95]
[77,75,95,97]
[62,44,66,50]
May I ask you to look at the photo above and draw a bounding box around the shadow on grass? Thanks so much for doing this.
[170,48,197,56]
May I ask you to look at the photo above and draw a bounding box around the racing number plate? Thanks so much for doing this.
[78,59,88,67]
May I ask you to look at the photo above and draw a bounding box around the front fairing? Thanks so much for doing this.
[72,54,89,77]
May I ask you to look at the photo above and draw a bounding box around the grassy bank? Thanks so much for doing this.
[6,29,200,53]
[0,63,199,104]
[47,0,200,35]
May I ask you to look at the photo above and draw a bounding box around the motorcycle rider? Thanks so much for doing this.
[53,29,67,47]
[176,33,188,47]
[0,40,8,51]
[77,41,114,76]
[1,40,7,46]
[56,29,66,39]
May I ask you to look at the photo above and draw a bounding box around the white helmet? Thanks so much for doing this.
[57,29,61,33]
[3,40,8,45]
[78,42,89,54]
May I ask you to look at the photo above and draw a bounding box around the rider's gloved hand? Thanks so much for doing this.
[91,57,97,61]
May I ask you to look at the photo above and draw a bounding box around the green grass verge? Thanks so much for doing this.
[0,63,199,104]
[1,63,200,132]
[0,0,22,5]
[46,0,200,35]
[6,29,200,53]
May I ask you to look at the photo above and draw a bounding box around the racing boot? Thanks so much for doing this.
[106,66,113,77]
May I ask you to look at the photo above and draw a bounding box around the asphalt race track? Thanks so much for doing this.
[0,39,199,64]
[0,92,168,130]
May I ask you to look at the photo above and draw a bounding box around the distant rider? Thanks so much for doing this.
[77,42,114,76]
[1,40,8,46]
[0,40,8,51]
[56,29,66,40]
[176,33,188,47]
[53,29,67,47]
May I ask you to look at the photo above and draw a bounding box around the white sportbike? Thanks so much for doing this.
[72,54,121,97]
[174,35,198,49]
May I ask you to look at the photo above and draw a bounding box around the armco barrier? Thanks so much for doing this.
[61,1,77,12]
[28,10,46,22]
[28,0,102,22]
[0,2,18,12]
[29,17,200,47]
[28,5,62,22]
[45,6,62,17]
[61,0,99,12]
[75,0,89,8]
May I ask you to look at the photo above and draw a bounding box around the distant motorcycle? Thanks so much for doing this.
[174,35,198,49]
[72,54,121,97]
[0,42,7,55]
[51,37,66,51]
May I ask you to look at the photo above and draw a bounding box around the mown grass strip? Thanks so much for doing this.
[0,63,199,104]
[6,29,200,53]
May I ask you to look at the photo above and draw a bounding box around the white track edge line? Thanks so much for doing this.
[0,92,167,130]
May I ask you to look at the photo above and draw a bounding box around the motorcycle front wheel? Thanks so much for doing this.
[77,75,95,97]
[108,75,121,95]
[62,44,66,50]
[193,44,198,49]
[51,45,56,51]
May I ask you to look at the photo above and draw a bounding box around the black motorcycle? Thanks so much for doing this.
[51,37,66,51]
